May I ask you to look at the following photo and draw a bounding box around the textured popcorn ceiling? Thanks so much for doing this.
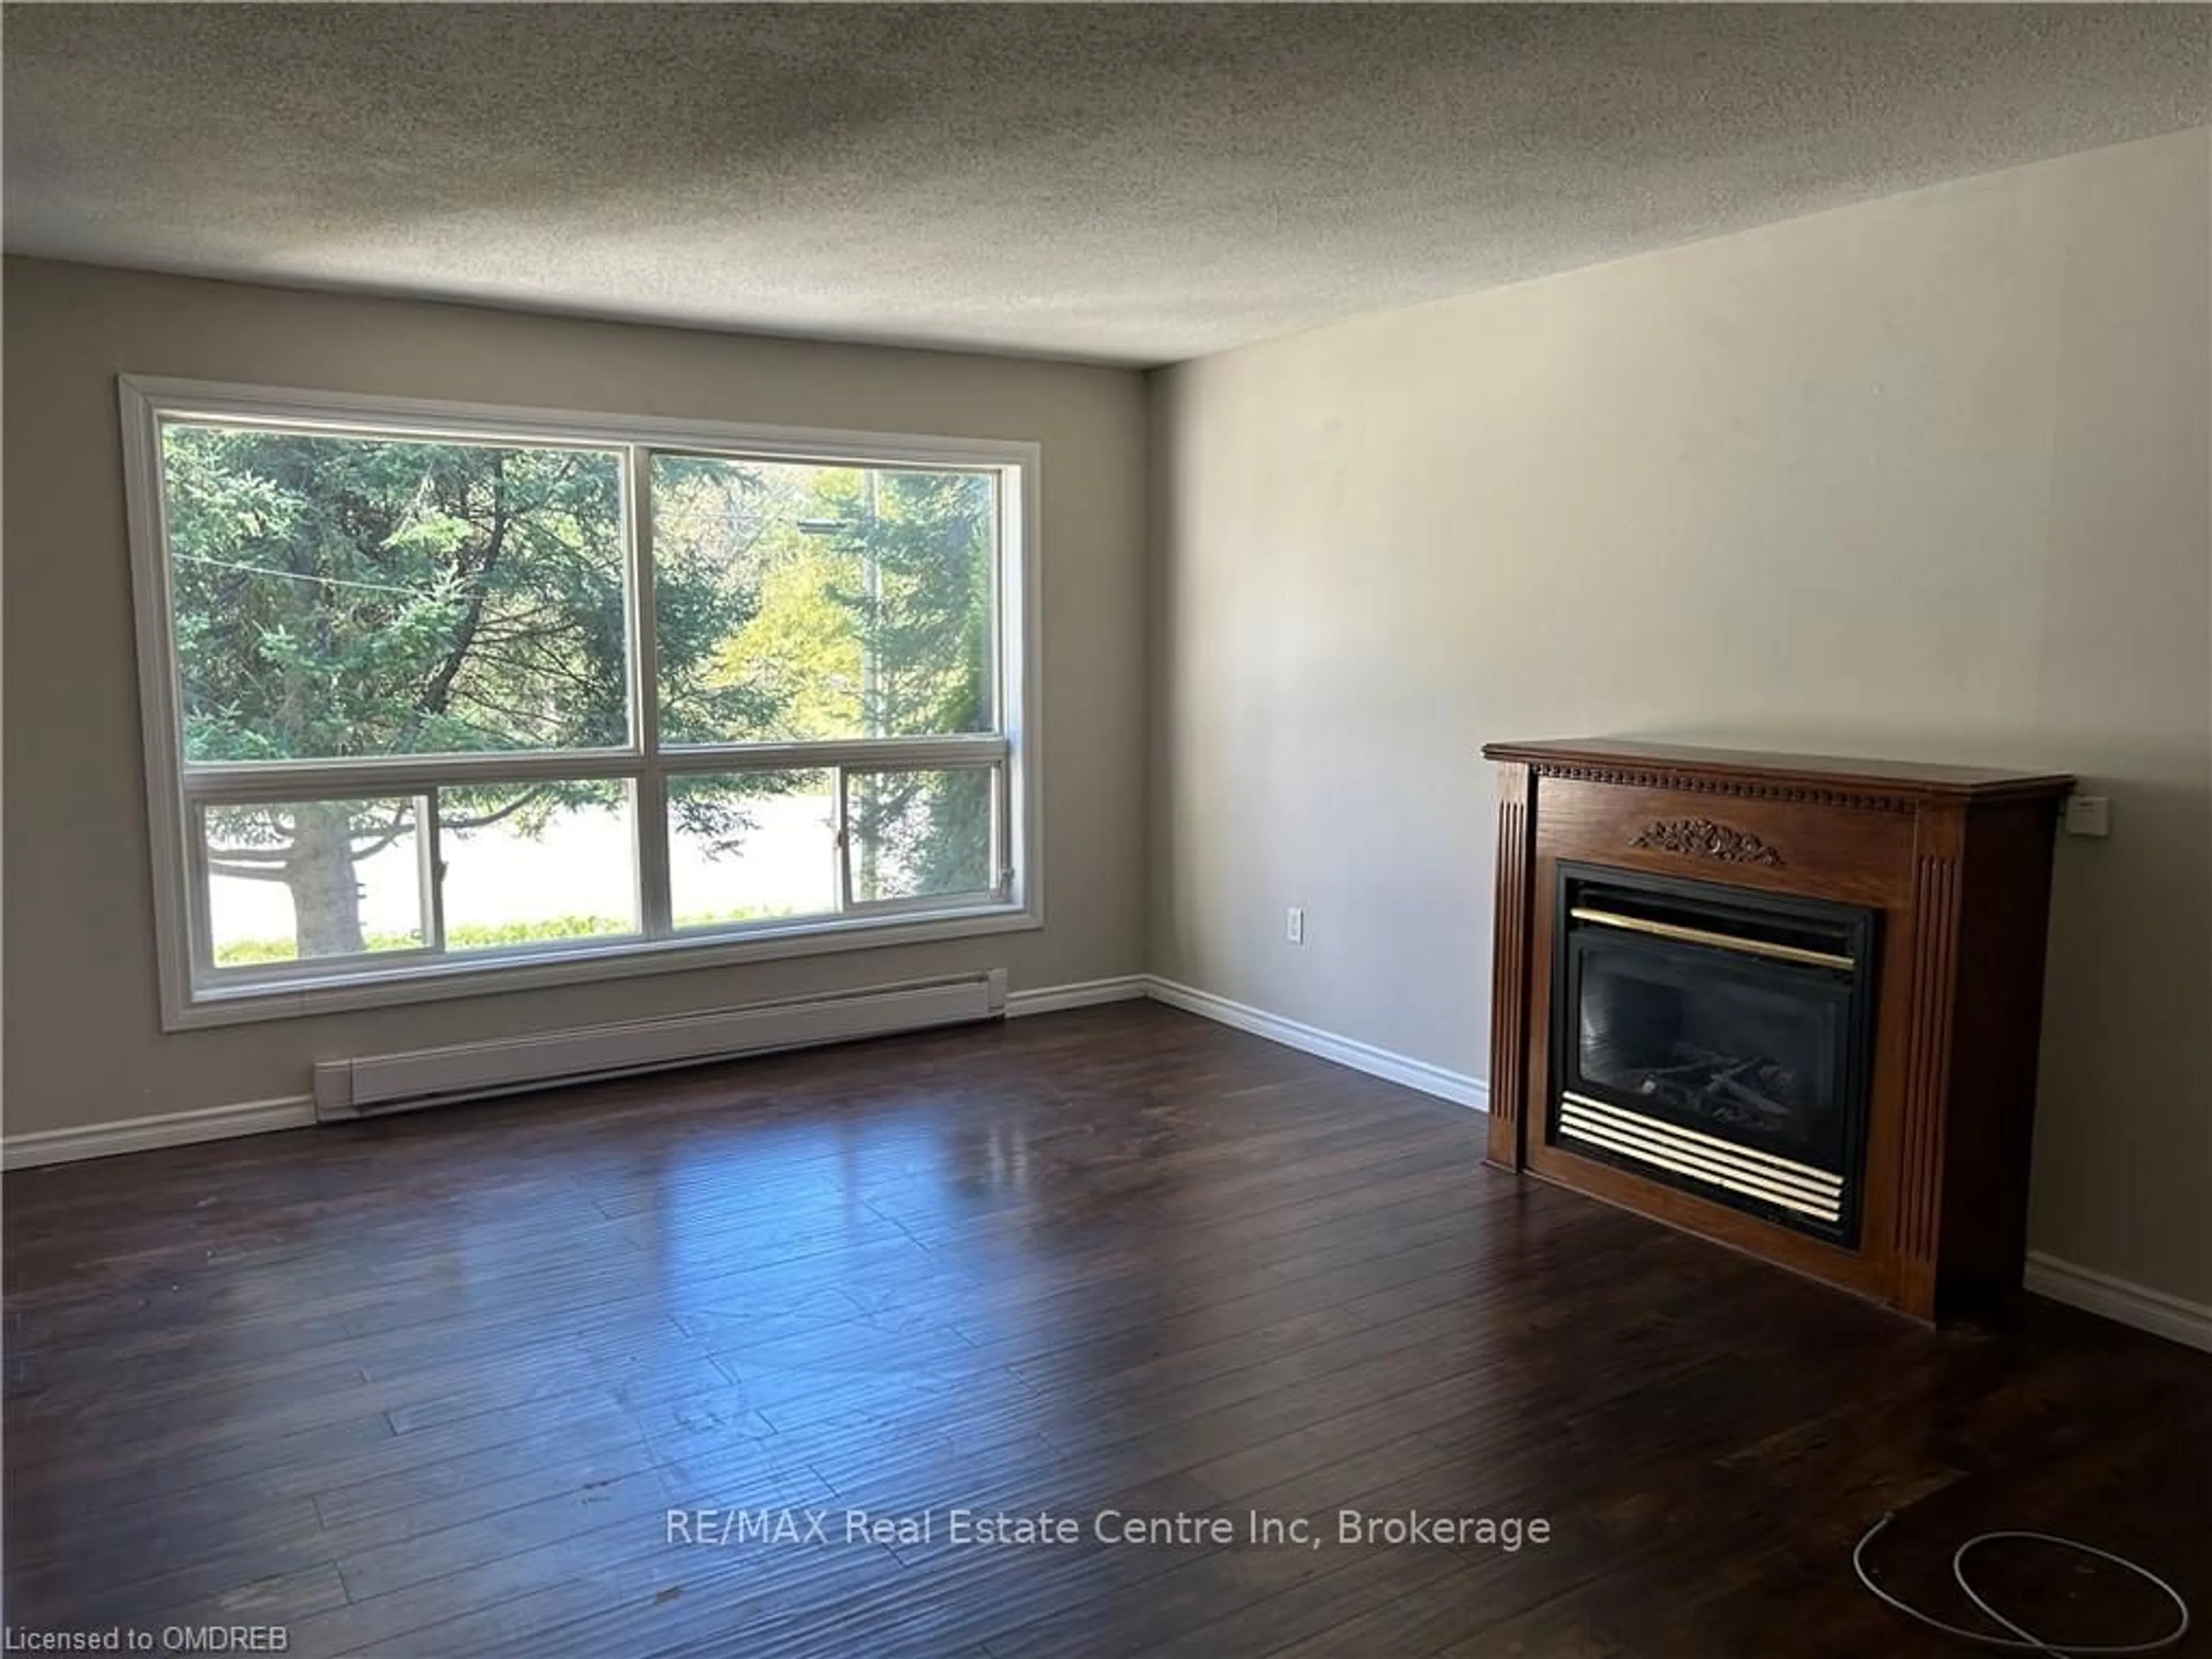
[5,5,2207,366]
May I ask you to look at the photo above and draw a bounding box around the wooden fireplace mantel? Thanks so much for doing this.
[1482,737,2074,1322]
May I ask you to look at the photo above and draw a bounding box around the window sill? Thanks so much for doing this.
[165,902,1041,1031]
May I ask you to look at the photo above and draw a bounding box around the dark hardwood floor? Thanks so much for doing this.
[5,1002,2207,1656]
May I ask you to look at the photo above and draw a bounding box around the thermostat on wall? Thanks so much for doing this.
[2062,795,2111,838]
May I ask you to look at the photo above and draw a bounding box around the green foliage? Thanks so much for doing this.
[172,427,778,955]
[851,766,995,903]
[653,457,1000,900]
[164,427,644,761]
[809,467,995,740]
[214,928,422,966]
[648,454,791,746]
[721,542,866,740]
[809,469,997,899]
[213,906,782,965]
[176,427,1001,960]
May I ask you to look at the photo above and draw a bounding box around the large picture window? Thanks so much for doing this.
[121,379,1039,1027]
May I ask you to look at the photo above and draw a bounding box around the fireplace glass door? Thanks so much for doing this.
[1551,868,1875,1245]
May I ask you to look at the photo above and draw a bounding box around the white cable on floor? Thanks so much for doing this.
[1853,1512,2192,1657]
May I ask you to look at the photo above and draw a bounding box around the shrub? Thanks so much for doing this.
[212,908,775,967]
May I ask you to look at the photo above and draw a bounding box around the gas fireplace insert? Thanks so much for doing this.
[1550,865,1876,1246]
[1481,737,2073,1321]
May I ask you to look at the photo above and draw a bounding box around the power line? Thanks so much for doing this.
[171,551,449,601]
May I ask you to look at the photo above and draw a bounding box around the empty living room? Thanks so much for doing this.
[3,5,2209,1655]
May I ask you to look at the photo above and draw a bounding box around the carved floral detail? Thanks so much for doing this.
[1631,817,1784,866]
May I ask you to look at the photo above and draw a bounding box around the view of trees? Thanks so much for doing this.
[706,461,998,901]
[164,423,998,963]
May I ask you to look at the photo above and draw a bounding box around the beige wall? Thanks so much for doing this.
[6,131,2208,1308]
[2,259,1150,1137]
[1150,130,2212,1304]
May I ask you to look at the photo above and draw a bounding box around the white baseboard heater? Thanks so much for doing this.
[312,969,1007,1122]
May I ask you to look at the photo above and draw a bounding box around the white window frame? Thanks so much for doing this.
[119,376,1042,1031]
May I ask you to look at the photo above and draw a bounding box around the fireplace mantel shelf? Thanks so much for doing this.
[1482,736,2074,1324]
[1482,737,2075,806]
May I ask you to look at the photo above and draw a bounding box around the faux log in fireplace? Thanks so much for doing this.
[1482,738,2073,1323]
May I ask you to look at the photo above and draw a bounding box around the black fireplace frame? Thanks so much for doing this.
[1546,860,1880,1247]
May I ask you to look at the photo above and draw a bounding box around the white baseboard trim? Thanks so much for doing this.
[2023,1251,2212,1353]
[0,972,1476,1171]
[0,974,1142,1169]
[1143,976,1487,1111]
[1005,975,1151,1017]
[2,1094,318,1171]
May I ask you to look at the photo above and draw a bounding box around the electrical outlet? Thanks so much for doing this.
[2062,795,2111,838]
[1286,906,1305,945]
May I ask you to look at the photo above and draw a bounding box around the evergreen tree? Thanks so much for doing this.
[804,467,997,898]
[169,430,1002,961]
[168,427,770,957]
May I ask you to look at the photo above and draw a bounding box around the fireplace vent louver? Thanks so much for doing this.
[1558,1091,1845,1226]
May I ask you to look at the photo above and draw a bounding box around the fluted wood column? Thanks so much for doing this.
[1486,761,1534,1171]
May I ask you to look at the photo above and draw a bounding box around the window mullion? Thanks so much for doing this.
[833,766,854,914]
[179,750,641,802]
[654,734,1009,776]
[184,799,218,983]
[419,790,448,953]
[637,767,672,939]
[630,445,673,938]
[993,766,1010,901]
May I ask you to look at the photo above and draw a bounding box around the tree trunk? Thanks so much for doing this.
[289,803,367,957]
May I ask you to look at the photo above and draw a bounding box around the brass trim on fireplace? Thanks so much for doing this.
[1561,1092,1845,1190]
[1558,1093,1845,1225]
[1560,1113,1840,1224]
[1567,906,1855,971]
